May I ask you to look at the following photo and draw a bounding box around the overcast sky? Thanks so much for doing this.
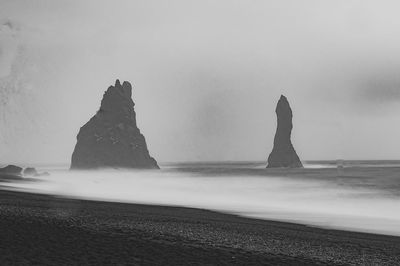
[1,0,400,164]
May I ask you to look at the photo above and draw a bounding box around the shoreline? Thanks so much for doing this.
[5,184,400,239]
[1,189,399,265]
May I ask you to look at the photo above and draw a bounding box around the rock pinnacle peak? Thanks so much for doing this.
[267,95,302,168]
[71,80,159,169]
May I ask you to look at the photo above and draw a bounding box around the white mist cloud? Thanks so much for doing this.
[0,20,19,78]
[6,169,400,236]
[0,18,69,163]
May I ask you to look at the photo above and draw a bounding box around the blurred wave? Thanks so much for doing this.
[3,161,400,236]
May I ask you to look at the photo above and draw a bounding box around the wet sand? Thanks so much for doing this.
[0,189,399,265]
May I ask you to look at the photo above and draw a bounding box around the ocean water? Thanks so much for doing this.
[3,160,400,236]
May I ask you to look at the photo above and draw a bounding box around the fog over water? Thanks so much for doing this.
[2,1,400,163]
[5,162,400,237]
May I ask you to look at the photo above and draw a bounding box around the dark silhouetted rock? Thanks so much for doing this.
[0,165,23,175]
[267,95,303,168]
[0,165,23,181]
[70,79,159,169]
[23,167,38,176]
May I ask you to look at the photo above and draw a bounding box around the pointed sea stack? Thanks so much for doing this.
[70,80,159,169]
[267,95,302,168]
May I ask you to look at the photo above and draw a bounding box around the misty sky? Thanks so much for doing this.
[1,0,400,164]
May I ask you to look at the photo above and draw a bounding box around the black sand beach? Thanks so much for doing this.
[0,189,399,265]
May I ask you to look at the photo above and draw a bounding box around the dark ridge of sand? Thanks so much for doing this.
[0,190,399,265]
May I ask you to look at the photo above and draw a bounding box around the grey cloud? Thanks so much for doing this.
[359,75,400,103]
[0,19,20,32]
[3,20,14,29]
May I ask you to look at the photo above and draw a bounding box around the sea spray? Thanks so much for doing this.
[5,164,400,236]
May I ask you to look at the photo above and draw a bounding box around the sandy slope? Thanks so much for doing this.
[0,189,399,265]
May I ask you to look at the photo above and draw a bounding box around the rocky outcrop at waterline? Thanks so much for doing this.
[0,165,48,180]
[0,165,23,176]
[267,95,302,168]
[70,80,159,170]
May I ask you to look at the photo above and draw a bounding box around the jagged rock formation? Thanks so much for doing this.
[70,80,159,169]
[267,95,303,168]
